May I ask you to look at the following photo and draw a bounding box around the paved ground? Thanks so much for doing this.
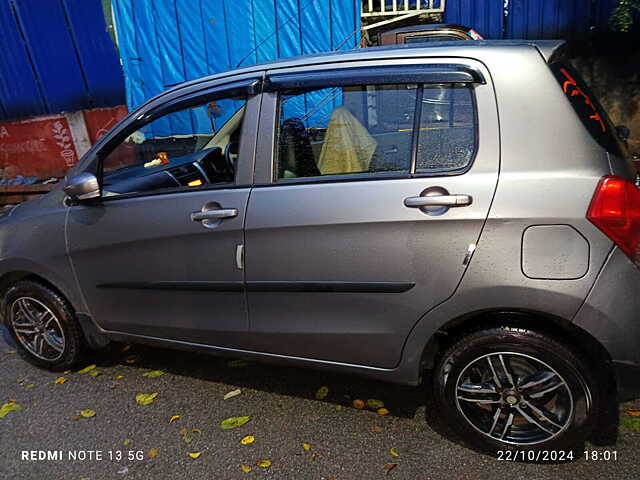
[1,327,639,480]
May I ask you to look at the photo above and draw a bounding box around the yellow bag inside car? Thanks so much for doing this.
[317,106,377,175]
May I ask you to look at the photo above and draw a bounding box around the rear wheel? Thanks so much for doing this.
[432,327,598,459]
[5,280,85,371]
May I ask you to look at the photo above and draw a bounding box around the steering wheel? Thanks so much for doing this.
[223,141,240,173]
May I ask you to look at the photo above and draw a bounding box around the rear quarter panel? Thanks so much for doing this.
[395,46,616,383]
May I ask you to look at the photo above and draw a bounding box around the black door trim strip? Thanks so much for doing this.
[247,281,414,293]
[96,281,244,292]
[97,281,414,293]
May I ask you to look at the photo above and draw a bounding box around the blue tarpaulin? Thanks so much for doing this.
[112,0,361,137]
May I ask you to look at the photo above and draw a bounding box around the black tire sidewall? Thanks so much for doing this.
[4,280,83,371]
[433,327,597,457]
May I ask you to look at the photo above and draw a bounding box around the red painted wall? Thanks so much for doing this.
[0,115,77,178]
[0,106,128,179]
[83,105,128,144]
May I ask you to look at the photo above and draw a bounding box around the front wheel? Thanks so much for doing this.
[5,280,85,371]
[432,327,598,458]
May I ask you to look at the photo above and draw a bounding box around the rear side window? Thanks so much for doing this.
[275,83,477,181]
[417,85,475,173]
[550,62,626,157]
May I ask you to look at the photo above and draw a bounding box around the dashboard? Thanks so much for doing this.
[102,147,233,196]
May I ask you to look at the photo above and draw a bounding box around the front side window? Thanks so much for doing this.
[100,96,247,197]
[275,82,476,181]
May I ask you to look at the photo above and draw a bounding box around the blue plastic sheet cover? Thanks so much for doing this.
[112,0,361,137]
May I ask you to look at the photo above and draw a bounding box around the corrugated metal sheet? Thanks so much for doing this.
[0,1,46,119]
[0,0,124,121]
[446,0,618,40]
[112,0,361,113]
[507,0,594,40]
[444,0,504,39]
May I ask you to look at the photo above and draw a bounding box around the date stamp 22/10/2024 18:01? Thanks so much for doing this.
[497,450,619,462]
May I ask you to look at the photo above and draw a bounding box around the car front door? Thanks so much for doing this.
[244,59,499,368]
[66,78,261,347]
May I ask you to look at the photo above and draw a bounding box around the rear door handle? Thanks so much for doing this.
[404,194,472,208]
[191,208,238,222]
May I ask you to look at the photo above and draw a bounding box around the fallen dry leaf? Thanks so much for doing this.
[257,459,271,468]
[220,416,250,430]
[377,408,390,416]
[383,463,398,474]
[192,428,202,434]
[390,448,399,457]
[373,425,384,433]
[335,405,343,411]
[366,399,385,409]
[179,428,188,436]
[169,415,180,423]
[116,375,124,380]
[6,349,16,354]
[88,370,101,377]
[135,392,158,406]
[125,356,137,364]
[240,435,255,445]
[148,448,158,458]
[353,399,365,409]
[303,443,311,451]
[123,439,131,446]
[241,465,252,473]
[121,345,131,352]
[188,452,201,459]
[79,410,96,418]
[143,370,165,378]
[625,410,640,417]
[224,389,242,400]
[54,377,67,384]
[315,386,329,400]
[63,370,71,374]
[0,402,22,418]
[77,364,96,374]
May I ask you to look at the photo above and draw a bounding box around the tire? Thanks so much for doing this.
[4,280,85,371]
[432,326,598,460]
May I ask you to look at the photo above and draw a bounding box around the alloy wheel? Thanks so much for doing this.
[454,352,575,445]
[10,297,66,361]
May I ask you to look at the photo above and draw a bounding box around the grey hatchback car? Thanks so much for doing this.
[1,40,638,456]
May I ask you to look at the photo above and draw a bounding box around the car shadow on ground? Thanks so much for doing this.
[92,340,623,449]
[2,325,619,449]
[92,341,429,420]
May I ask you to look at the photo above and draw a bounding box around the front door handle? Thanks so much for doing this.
[191,208,238,222]
[404,194,472,208]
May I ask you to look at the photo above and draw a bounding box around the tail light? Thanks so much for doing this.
[587,175,640,263]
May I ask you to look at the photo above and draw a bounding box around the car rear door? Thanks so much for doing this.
[242,59,500,368]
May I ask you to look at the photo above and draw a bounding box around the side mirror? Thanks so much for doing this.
[616,125,630,142]
[63,173,100,202]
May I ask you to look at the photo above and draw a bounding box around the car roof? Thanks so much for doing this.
[169,40,564,92]
[381,23,474,35]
